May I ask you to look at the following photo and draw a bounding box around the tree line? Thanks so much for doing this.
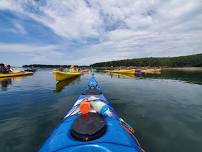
[23,64,89,68]
[91,54,202,67]
[23,64,70,68]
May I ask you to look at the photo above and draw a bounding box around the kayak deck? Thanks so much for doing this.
[39,75,143,152]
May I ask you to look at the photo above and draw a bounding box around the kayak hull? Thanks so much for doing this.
[111,69,135,74]
[52,71,81,81]
[0,72,33,78]
[110,72,135,78]
[39,76,143,152]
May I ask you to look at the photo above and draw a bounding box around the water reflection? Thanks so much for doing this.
[0,78,12,90]
[0,76,32,91]
[143,70,202,85]
[55,76,81,92]
[104,70,202,85]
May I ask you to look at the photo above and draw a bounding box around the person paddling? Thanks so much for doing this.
[6,65,14,73]
[0,63,9,74]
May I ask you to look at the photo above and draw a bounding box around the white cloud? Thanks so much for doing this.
[0,0,202,65]
[0,43,57,53]
[0,43,64,63]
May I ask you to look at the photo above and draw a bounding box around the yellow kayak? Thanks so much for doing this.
[110,72,135,78]
[110,69,135,74]
[0,72,33,78]
[52,70,81,81]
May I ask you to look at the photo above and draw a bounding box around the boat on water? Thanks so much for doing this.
[0,71,33,78]
[109,72,136,78]
[53,66,81,81]
[39,75,144,152]
[110,69,135,74]
[79,67,89,74]
[52,70,81,81]
[24,68,37,72]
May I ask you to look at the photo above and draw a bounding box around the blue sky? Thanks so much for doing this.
[0,0,202,66]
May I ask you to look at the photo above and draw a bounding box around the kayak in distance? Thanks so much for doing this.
[0,71,33,78]
[39,75,145,152]
[109,72,136,78]
[110,69,136,74]
[52,70,81,81]
[106,68,161,75]
[52,65,81,81]
[24,69,37,72]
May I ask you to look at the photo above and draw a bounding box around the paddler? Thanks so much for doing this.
[0,63,9,74]
[6,65,14,73]
[70,65,78,72]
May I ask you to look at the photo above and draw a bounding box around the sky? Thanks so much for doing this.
[0,0,202,66]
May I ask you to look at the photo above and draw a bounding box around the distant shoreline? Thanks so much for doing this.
[22,54,202,71]
[22,65,202,72]
[22,64,89,68]
[94,66,202,72]
[91,53,202,67]
[162,67,202,72]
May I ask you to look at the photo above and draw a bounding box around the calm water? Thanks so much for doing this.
[0,70,202,152]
